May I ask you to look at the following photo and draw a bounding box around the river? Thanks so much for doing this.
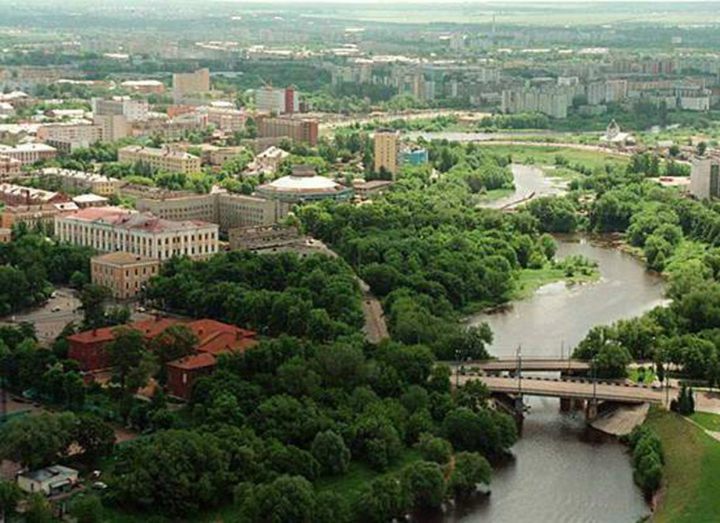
[483,164,567,210]
[437,235,667,523]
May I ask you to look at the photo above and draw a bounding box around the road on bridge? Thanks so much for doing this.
[460,375,666,404]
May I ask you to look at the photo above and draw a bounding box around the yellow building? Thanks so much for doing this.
[373,130,400,177]
[91,251,160,300]
[118,145,201,175]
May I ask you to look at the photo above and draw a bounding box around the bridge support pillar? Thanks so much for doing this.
[572,398,585,411]
[559,397,572,412]
[585,399,599,422]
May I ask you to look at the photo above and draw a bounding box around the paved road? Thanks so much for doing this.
[461,375,665,404]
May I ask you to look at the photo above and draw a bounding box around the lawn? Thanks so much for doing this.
[689,411,720,433]
[644,408,720,523]
[511,263,599,301]
[479,143,628,171]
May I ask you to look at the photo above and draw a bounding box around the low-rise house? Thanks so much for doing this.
[17,466,79,497]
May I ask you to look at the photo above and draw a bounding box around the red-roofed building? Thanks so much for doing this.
[67,317,257,399]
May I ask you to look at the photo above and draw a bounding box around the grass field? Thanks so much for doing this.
[689,411,720,433]
[479,143,628,171]
[511,264,599,301]
[645,408,720,523]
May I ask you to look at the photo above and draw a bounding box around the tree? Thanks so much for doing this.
[448,451,492,497]
[24,494,53,523]
[105,327,149,393]
[73,414,115,463]
[314,491,352,523]
[401,460,446,510]
[357,475,410,523]
[70,494,104,523]
[442,407,517,458]
[79,284,111,329]
[311,430,351,476]
[0,412,75,468]
[111,430,230,515]
[243,475,316,523]
[415,434,452,464]
[0,481,20,523]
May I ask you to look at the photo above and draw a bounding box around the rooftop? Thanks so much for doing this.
[92,251,158,266]
[60,207,216,233]
[119,145,199,160]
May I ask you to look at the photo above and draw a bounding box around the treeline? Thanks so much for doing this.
[0,231,93,315]
[300,141,556,359]
[103,336,516,521]
[144,251,364,342]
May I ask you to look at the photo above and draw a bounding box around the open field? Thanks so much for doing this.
[479,143,628,170]
[645,409,720,523]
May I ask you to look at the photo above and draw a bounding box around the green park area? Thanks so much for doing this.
[478,143,628,171]
[645,409,720,523]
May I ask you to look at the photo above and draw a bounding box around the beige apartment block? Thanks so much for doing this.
[91,251,160,299]
[118,145,201,175]
[373,130,400,177]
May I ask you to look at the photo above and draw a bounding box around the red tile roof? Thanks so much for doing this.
[68,318,183,345]
[167,352,217,371]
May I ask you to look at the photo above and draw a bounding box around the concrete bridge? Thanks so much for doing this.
[462,375,665,404]
[467,358,592,373]
[458,374,666,424]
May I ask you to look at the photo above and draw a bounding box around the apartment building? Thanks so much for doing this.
[130,113,208,141]
[135,190,283,232]
[690,157,720,200]
[201,107,247,132]
[374,129,400,177]
[0,155,21,181]
[37,123,103,152]
[1,203,70,233]
[255,86,299,114]
[0,183,68,206]
[55,206,219,260]
[172,68,210,101]
[91,251,160,300]
[92,97,149,122]
[92,114,130,142]
[256,116,318,146]
[501,87,573,119]
[0,143,57,166]
[118,145,202,174]
[38,168,122,196]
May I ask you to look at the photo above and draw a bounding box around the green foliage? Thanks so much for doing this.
[448,451,492,497]
[357,475,410,523]
[144,251,364,341]
[401,460,446,509]
[311,430,351,476]
[70,494,104,523]
[415,433,452,464]
[628,425,664,495]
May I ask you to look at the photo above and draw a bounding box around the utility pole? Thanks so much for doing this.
[592,356,597,401]
[517,344,523,394]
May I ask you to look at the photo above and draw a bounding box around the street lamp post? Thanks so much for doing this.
[591,356,598,402]
[517,345,522,394]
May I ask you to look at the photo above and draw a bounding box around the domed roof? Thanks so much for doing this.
[264,173,341,193]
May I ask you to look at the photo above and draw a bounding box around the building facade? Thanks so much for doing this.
[690,157,720,200]
[0,143,57,166]
[374,130,400,176]
[91,251,161,300]
[118,145,202,174]
[55,207,219,260]
[0,154,21,181]
[39,168,122,196]
[256,116,318,146]
[255,86,299,114]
